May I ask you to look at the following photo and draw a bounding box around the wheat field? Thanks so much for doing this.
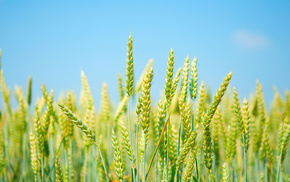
[0,35,289,182]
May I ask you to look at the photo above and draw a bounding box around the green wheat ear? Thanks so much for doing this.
[119,120,136,163]
[254,81,266,153]
[203,72,232,170]
[164,48,175,103]
[29,131,38,182]
[67,92,75,138]
[233,87,245,137]
[180,55,190,104]
[136,59,153,94]
[114,95,128,123]
[179,98,191,142]
[34,104,43,156]
[176,125,198,170]
[55,155,64,182]
[112,130,124,182]
[140,67,154,142]
[101,82,111,123]
[27,75,32,106]
[0,70,12,117]
[183,145,198,182]
[125,34,134,97]
[15,86,28,131]
[171,67,182,100]
[83,108,92,151]
[0,130,4,168]
[189,56,198,100]
[281,122,290,163]
[205,72,232,125]
[58,102,96,141]
[157,99,167,162]
[222,163,229,182]
[195,81,205,124]
[81,71,94,110]
[42,91,53,135]
[212,108,220,167]
[243,98,250,151]
[118,73,125,101]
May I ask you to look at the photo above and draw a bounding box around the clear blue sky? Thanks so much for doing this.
[0,1,290,108]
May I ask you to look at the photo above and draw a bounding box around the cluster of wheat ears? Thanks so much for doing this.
[0,35,290,182]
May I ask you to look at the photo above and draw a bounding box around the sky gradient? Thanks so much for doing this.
[0,1,290,108]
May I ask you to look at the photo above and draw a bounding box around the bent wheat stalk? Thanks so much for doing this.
[58,102,108,181]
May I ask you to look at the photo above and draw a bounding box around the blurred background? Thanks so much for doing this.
[0,1,289,108]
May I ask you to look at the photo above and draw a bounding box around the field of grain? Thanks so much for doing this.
[0,35,289,182]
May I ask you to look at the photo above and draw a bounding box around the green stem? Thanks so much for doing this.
[95,144,108,182]
[41,155,44,182]
[4,118,9,182]
[243,137,247,182]
[276,149,283,182]
[145,113,171,180]
[166,121,169,182]
[264,158,267,182]
[107,124,110,169]
[232,158,235,182]
[92,145,96,181]
[155,152,158,182]
[89,150,92,182]
[143,138,146,182]
[198,133,204,182]
[256,154,259,182]
[84,153,87,182]
[136,123,139,182]
[127,99,136,181]
[23,132,26,181]
[50,138,55,182]
[176,120,182,182]
[69,142,72,182]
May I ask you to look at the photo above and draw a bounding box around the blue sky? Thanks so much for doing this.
[0,1,290,108]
